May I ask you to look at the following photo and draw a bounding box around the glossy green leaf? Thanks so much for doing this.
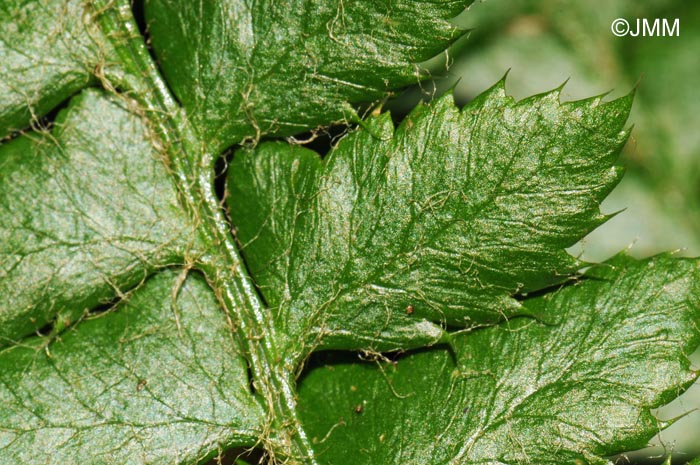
[450,0,700,260]
[0,0,111,138]
[144,0,470,150]
[0,89,195,346]
[2,1,699,463]
[298,254,700,464]
[229,82,631,354]
[447,1,700,455]
[0,270,263,464]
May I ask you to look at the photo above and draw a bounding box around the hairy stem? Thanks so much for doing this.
[91,1,317,463]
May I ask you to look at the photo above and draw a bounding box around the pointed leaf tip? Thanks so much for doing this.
[231,77,635,357]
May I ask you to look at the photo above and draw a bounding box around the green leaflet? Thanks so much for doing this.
[1,0,699,463]
[229,82,631,355]
[0,270,263,464]
[0,0,112,138]
[450,0,700,259]
[144,0,470,151]
[298,254,700,465]
[0,89,195,346]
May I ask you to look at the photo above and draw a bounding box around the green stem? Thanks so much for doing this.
[91,2,317,463]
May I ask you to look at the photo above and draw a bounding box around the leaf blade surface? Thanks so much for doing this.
[230,83,631,354]
[0,89,195,345]
[0,0,110,137]
[298,255,700,464]
[0,271,262,465]
[144,0,471,149]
